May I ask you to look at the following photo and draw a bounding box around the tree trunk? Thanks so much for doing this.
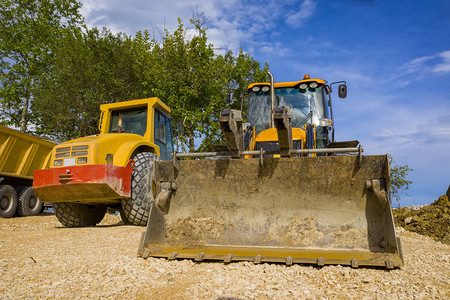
[19,92,30,132]
[189,132,195,152]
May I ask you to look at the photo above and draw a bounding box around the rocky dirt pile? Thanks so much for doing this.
[393,193,450,245]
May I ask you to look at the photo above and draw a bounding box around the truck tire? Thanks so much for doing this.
[0,185,18,218]
[17,186,43,217]
[53,202,107,227]
[121,152,159,226]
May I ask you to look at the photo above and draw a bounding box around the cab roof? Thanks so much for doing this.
[247,78,326,90]
[100,97,171,114]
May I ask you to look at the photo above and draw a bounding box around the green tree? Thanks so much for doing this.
[32,16,267,146]
[32,27,152,141]
[0,0,83,132]
[148,19,268,152]
[389,155,413,203]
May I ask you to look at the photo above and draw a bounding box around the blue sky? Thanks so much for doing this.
[79,0,450,206]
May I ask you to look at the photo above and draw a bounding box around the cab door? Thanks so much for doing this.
[154,109,174,161]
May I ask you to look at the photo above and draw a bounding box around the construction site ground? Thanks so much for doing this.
[1,213,449,299]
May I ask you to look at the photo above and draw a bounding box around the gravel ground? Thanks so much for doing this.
[1,213,449,299]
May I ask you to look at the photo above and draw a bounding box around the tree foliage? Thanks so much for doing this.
[147,19,268,151]
[389,155,413,203]
[0,0,83,132]
[31,16,268,147]
[32,27,151,141]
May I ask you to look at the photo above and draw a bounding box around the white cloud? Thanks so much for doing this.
[385,50,450,87]
[432,50,450,73]
[402,55,435,74]
[259,42,293,57]
[396,50,450,78]
[286,0,316,28]
[78,0,318,56]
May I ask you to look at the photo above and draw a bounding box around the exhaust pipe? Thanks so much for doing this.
[268,71,275,128]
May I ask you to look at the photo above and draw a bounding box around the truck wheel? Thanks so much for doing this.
[0,185,18,218]
[17,187,43,217]
[53,202,107,227]
[121,152,159,226]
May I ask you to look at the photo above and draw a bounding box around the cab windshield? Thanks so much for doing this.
[109,107,148,136]
[247,86,327,134]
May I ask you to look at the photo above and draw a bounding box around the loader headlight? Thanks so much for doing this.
[299,83,308,90]
[309,82,318,88]
[54,159,63,166]
[252,86,260,92]
[319,118,333,127]
[261,86,270,92]
[77,157,88,164]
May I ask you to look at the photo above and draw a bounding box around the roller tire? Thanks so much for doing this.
[119,210,132,225]
[0,185,18,218]
[17,186,43,217]
[53,202,107,227]
[121,152,159,226]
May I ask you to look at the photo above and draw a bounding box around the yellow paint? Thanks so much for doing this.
[0,125,56,179]
[49,97,171,168]
[246,77,324,155]
[146,245,403,267]
[248,78,326,90]
[247,127,306,155]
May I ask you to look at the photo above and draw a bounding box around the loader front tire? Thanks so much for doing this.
[53,202,107,227]
[17,186,43,217]
[121,152,159,226]
[0,185,18,218]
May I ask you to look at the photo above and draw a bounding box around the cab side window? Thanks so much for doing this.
[154,109,174,161]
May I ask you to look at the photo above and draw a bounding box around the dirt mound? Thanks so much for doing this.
[393,194,450,245]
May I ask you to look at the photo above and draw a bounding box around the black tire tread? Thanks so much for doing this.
[17,186,43,217]
[119,210,132,225]
[53,202,107,227]
[121,152,159,226]
[0,185,18,218]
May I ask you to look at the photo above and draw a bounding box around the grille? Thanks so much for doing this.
[54,145,89,158]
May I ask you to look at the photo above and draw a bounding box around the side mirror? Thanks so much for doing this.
[338,84,347,99]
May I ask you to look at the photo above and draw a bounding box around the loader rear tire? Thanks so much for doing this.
[17,187,43,217]
[53,202,107,227]
[121,152,159,226]
[0,185,18,218]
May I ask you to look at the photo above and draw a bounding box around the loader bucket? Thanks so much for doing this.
[138,155,403,268]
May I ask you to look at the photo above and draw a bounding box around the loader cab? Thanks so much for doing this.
[247,76,338,151]
[247,78,331,134]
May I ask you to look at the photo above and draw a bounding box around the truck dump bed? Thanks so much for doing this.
[0,125,56,184]
[139,154,403,268]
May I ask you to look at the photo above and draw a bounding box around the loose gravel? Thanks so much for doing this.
[1,213,449,299]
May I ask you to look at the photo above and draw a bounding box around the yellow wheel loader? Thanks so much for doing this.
[138,73,404,269]
[33,98,174,227]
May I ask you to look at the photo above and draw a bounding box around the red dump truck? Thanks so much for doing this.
[0,125,56,218]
